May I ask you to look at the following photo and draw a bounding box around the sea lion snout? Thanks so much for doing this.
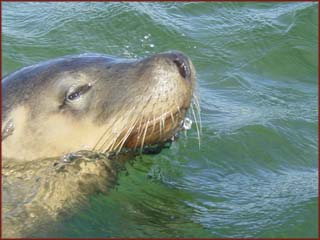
[173,55,190,79]
[150,51,193,81]
[170,51,192,80]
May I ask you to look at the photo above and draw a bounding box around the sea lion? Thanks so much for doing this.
[1,51,197,237]
[2,51,195,161]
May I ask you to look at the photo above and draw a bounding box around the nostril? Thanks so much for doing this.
[173,58,190,79]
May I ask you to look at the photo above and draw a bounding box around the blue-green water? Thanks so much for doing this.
[2,2,318,238]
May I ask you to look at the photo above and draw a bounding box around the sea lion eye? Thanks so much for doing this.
[66,84,92,101]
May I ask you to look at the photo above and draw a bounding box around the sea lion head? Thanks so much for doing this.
[2,51,196,161]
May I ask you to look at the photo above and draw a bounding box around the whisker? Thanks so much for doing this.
[163,112,166,129]
[161,111,166,135]
[170,112,175,125]
[149,114,156,136]
[93,124,112,151]
[177,105,181,115]
[193,93,200,109]
[99,125,116,152]
[115,119,139,154]
[140,119,150,154]
[191,103,201,149]
[158,110,163,139]
[173,99,181,115]
[106,132,121,153]
[134,118,143,150]
[94,108,133,152]
[193,94,202,134]
[93,133,106,151]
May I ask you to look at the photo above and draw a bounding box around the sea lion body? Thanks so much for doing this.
[1,51,196,237]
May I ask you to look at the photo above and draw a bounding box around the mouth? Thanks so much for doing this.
[139,116,193,155]
[110,103,197,155]
[131,110,186,142]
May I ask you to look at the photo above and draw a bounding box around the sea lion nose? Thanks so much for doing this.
[173,57,190,79]
[172,54,191,79]
[147,51,193,80]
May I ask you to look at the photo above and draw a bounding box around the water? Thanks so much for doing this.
[2,2,318,238]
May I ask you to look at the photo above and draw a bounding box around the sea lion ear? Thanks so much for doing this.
[2,119,14,141]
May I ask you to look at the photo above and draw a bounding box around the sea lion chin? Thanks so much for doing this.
[2,51,196,162]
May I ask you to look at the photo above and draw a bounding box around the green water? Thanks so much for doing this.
[2,2,318,238]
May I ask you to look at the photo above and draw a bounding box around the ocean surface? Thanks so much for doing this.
[2,2,318,238]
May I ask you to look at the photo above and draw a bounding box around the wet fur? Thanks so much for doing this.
[1,52,198,237]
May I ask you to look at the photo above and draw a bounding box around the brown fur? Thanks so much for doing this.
[1,51,196,237]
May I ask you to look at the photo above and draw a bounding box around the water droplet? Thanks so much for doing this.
[182,117,192,130]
